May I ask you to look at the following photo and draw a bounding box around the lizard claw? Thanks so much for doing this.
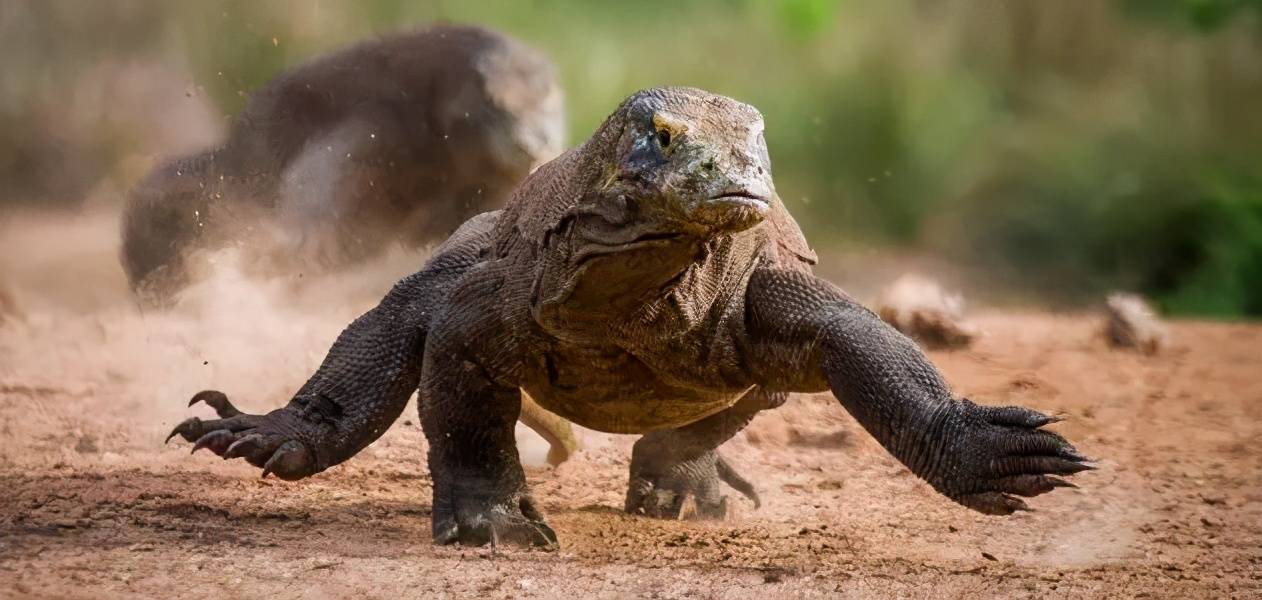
[188,390,242,418]
[166,417,203,444]
[191,429,236,455]
[432,492,558,548]
[223,433,266,460]
[262,440,314,480]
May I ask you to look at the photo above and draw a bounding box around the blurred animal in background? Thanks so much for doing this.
[120,24,565,304]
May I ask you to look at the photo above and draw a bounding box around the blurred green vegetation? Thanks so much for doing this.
[1,0,1260,316]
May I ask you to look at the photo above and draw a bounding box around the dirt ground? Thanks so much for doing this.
[0,211,1259,599]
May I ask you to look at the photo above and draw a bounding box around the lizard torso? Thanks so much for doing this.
[450,114,817,432]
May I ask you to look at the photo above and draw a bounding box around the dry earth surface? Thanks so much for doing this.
[1,211,1259,598]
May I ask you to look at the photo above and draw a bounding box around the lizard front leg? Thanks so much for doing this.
[743,267,1091,515]
[625,389,775,519]
[419,284,556,548]
[166,212,498,478]
[165,268,434,478]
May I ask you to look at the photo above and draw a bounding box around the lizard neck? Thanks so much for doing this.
[529,224,763,349]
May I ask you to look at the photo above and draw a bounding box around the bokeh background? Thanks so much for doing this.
[2,0,1260,316]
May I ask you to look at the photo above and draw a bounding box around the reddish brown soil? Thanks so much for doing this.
[1,212,1259,598]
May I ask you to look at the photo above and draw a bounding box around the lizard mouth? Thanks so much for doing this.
[707,192,769,210]
[688,189,771,231]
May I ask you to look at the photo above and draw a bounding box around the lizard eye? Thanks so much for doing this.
[650,113,685,151]
[655,128,672,148]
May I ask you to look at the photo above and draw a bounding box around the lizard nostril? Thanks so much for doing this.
[756,166,764,175]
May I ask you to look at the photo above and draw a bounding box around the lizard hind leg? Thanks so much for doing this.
[624,389,776,520]
[624,434,764,520]
[716,454,760,509]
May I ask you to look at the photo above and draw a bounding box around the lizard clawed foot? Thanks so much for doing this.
[937,399,1093,515]
[625,434,759,520]
[432,488,557,549]
[166,390,318,481]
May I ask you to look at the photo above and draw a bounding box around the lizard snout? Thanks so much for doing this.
[688,181,771,232]
[708,176,772,207]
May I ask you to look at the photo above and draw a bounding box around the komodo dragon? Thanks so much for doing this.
[121,24,564,302]
[167,87,1090,548]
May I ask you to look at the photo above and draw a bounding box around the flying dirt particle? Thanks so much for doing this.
[981,552,998,561]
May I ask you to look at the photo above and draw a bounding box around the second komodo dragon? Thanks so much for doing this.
[122,25,564,302]
[168,87,1091,548]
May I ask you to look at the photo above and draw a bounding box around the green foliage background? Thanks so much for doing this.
[2,0,1260,316]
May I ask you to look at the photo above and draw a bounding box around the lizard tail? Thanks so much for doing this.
[518,392,580,467]
[716,453,761,509]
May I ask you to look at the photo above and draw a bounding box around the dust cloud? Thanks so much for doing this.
[7,203,581,473]
[0,206,552,466]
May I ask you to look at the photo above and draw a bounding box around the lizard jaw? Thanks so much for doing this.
[707,192,769,211]
[687,191,771,233]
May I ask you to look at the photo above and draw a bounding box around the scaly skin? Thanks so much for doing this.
[168,87,1090,548]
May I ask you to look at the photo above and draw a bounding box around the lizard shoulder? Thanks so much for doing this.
[763,197,818,268]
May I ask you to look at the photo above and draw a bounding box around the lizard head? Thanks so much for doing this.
[529,88,780,339]
[593,87,774,236]
[472,32,566,172]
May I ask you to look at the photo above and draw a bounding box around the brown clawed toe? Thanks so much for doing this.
[958,491,1030,515]
[188,390,242,418]
[223,433,266,460]
[261,440,312,480]
[191,429,237,455]
[165,417,203,444]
